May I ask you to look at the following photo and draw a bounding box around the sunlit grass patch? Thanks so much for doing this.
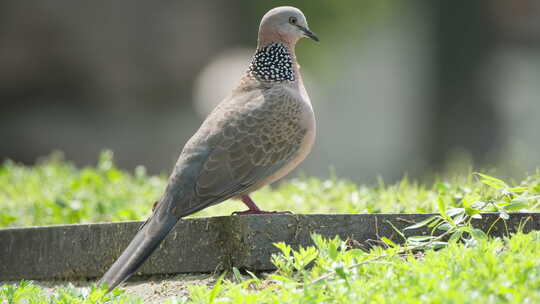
[0,281,140,304]
[1,151,539,227]
[183,232,540,304]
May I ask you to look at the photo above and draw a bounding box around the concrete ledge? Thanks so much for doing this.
[1,213,538,281]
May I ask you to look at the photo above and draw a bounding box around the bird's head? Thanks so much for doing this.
[258,6,319,47]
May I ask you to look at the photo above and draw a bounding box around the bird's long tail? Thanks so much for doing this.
[98,202,179,291]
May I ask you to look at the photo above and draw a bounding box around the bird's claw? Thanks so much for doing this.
[232,210,293,216]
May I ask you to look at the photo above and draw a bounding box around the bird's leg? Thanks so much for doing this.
[232,195,292,215]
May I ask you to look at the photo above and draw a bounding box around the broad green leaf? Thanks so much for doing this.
[208,273,225,303]
[507,187,529,193]
[274,242,291,256]
[465,207,480,216]
[328,240,339,260]
[437,223,452,231]
[504,199,530,211]
[381,237,397,248]
[425,241,448,250]
[232,267,243,282]
[404,216,438,231]
[474,173,508,189]
[437,197,453,225]
[428,217,443,228]
[453,213,466,225]
[335,266,348,280]
[446,208,465,217]
[471,228,488,240]
[407,236,436,242]
[449,230,463,243]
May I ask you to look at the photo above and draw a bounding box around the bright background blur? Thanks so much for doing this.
[1,1,540,183]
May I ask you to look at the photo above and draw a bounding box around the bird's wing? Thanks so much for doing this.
[168,86,307,217]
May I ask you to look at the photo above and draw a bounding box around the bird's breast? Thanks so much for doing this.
[249,89,316,190]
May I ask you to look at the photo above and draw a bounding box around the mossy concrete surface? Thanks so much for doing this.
[1,213,538,281]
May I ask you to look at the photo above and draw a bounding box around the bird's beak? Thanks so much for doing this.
[297,25,319,42]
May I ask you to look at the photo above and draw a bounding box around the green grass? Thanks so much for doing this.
[1,151,539,227]
[1,151,540,303]
[0,281,140,304]
[186,232,540,304]
[2,232,540,303]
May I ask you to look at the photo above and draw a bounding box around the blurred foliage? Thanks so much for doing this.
[251,0,399,33]
[0,151,166,227]
[0,150,539,228]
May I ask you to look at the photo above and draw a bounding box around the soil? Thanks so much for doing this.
[122,273,218,302]
[6,273,219,303]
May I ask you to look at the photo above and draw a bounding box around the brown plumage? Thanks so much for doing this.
[99,6,318,290]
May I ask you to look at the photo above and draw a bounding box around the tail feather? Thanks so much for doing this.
[98,209,179,291]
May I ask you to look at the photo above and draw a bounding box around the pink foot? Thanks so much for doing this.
[232,209,292,215]
[232,195,293,216]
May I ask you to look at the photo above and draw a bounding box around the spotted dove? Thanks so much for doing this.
[99,6,318,290]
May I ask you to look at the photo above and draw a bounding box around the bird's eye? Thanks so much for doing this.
[289,17,297,25]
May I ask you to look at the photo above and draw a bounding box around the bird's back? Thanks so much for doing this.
[163,79,313,217]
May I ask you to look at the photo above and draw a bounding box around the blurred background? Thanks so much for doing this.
[1,0,539,183]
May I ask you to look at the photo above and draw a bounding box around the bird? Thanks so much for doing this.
[98,6,318,291]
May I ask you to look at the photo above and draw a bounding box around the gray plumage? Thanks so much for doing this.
[99,6,318,291]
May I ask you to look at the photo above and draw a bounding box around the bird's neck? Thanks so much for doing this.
[246,42,298,83]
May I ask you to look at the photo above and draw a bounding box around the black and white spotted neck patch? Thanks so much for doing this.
[247,43,295,82]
